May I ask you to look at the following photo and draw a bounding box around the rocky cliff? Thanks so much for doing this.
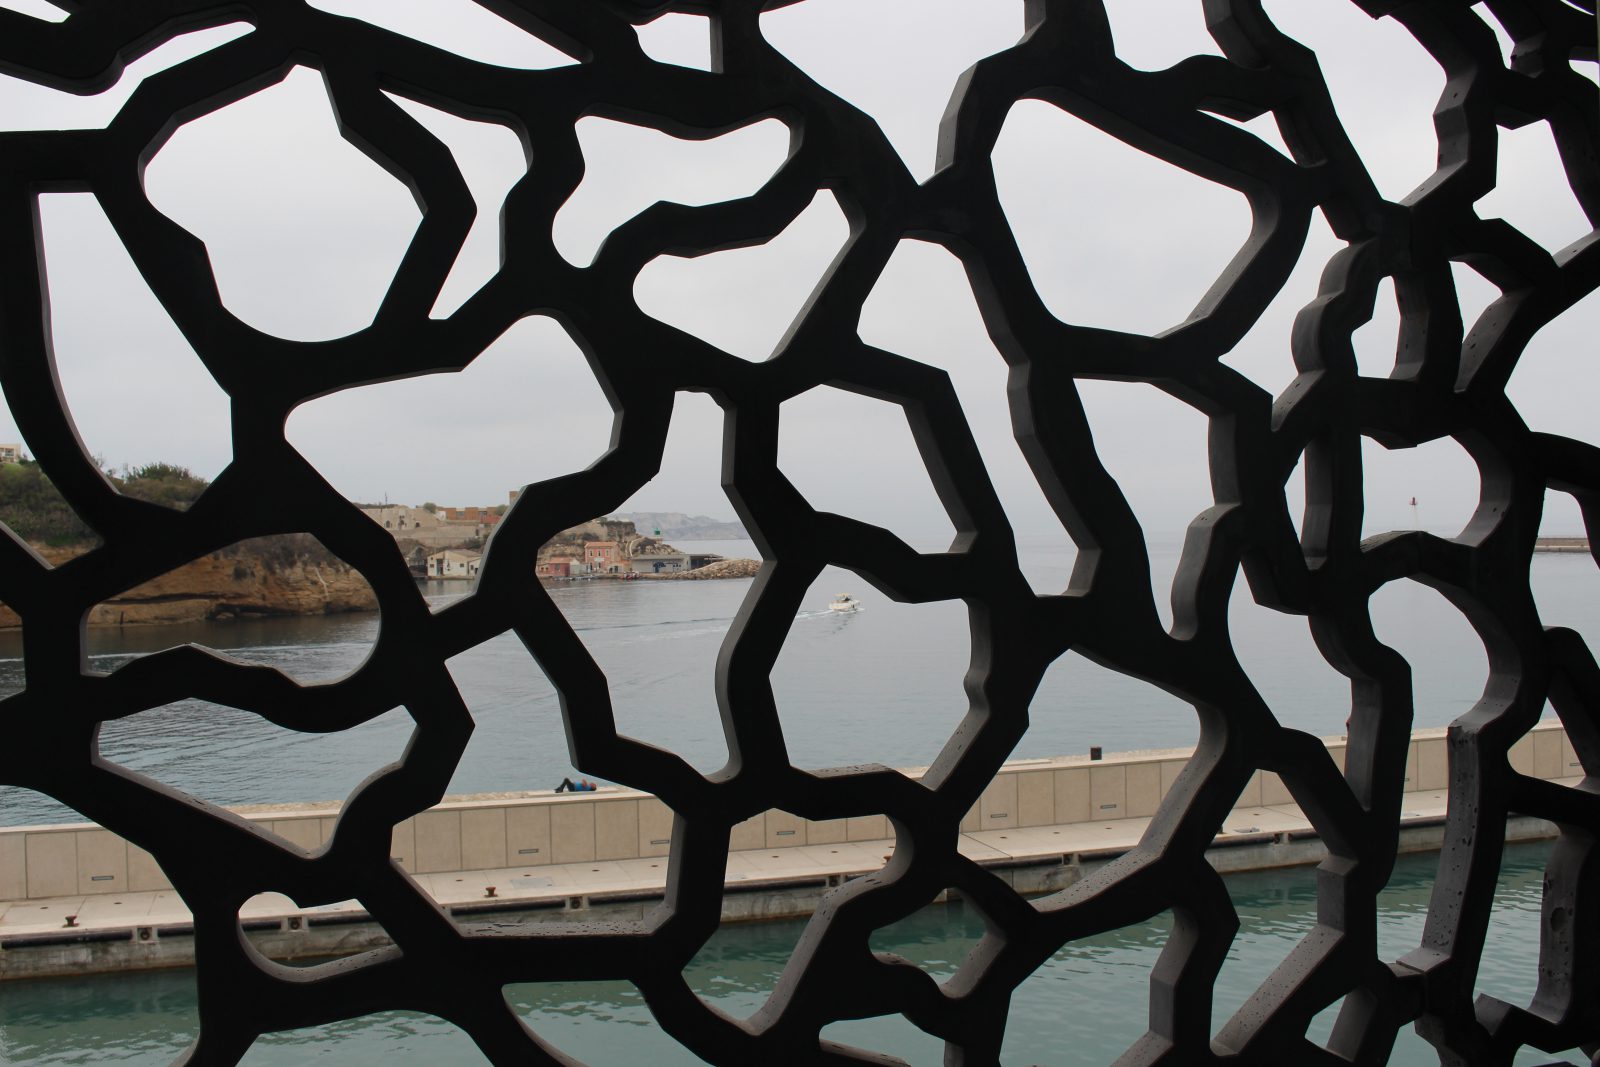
[0,539,378,628]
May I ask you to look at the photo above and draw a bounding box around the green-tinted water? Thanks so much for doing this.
[0,842,1578,1065]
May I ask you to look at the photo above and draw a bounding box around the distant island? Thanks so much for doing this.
[613,512,749,540]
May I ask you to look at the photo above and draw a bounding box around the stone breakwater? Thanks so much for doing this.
[0,543,377,628]
[648,558,761,580]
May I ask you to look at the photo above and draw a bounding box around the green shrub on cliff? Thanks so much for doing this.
[0,460,216,546]
[119,462,209,510]
[0,460,97,546]
[0,462,339,567]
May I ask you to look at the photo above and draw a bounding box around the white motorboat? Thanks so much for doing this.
[828,593,861,613]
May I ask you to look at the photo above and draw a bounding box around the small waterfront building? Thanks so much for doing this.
[0,443,23,464]
[630,548,689,574]
[427,550,481,579]
[584,540,622,574]
[536,557,578,579]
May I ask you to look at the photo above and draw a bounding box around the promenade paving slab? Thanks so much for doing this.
[0,782,1575,945]
[76,895,156,923]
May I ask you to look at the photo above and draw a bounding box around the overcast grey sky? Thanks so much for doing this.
[0,0,1594,544]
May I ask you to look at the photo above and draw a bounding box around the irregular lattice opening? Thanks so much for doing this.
[1349,277,1402,379]
[288,316,612,573]
[1360,435,1481,539]
[0,23,252,131]
[1477,121,1594,255]
[549,554,737,778]
[778,384,957,547]
[236,890,373,945]
[555,116,790,269]
[36,193,232,481]
[0,0,67,21]
[633,190,849,361]
[1229,576,1350,741]
[89,536,377,679]
[506,979,680,1063]
[1104,0,1221,71]
[759,0,1021,182]
[634,13,712,71]
[1002,909,1174,1063]
[1450,260,1502,342]
[304,0,576,70]
[1369,579,1489,731]
[1472,4,1516,69]
[1211,862,1326,1047]
[993,99,1252,335]
[1027,651,1198,764]
[377,94,526,320]
[858,237,1076,588]
[1260,0,1443,202]
[683,900,809,1022]
[1573,60,1598,87]
[96,697,411,813]
[1472,839,1570,1038]
[443,632,584,794]
[144,66,422,343]
[1305,994,1346,1049]
[242,1009,489,1063]
[773,573,966,773]
[1505,286,1600,452]
[1074,380,1212,629]
[1538,488,1590,544]
[1531,497,1600,653]
[0,965,198,1062]
[611,392,745,563]
[1220,210,1342,396]
[1287,449,1309,547]
[1203,109,1294,160]
[863,891,983,988]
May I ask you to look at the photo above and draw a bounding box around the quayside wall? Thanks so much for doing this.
[0,722,1577,903]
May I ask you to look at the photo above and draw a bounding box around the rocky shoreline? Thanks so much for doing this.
[0,540,377,629]
[0,549,764,630]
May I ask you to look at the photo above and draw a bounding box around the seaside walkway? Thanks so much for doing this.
[0,728,1579,980]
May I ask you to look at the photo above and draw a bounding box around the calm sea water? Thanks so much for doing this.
[1,539,1596,826]
[0,842,1578,1065]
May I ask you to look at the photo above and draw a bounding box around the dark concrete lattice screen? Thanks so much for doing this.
[2,1,1599,1063]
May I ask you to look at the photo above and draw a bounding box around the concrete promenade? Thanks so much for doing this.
[0,724,1580,980]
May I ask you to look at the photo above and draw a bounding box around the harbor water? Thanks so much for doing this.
[0,842,1577,1065]
[1,540,1596,825]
